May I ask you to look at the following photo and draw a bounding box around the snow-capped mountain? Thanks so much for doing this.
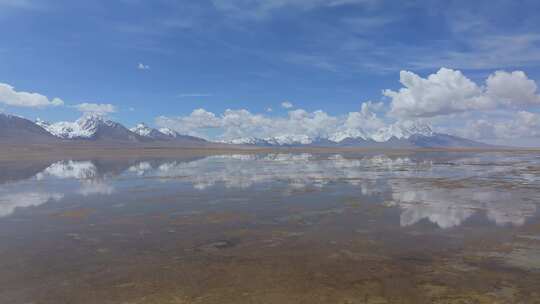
[226,137,273,145]
[328,129,370,143]
[36,117,95,139]
[130,123,173,140]
[31,114,209,144]
[159,128,179,137]
[222,120,488,148]
[36,114,143,142]
[371,120,433,142]
[158,128,178,137]
[130,123,208,143]
[130,123,153,137]
[224,121,434,145]
[0,111,488,148]
[225,135,315,146]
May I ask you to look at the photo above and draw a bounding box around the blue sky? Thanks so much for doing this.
[1,0,540,145]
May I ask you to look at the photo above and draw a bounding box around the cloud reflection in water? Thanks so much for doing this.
[0,153,537,228]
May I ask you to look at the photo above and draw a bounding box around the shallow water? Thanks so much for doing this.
[1,151,540,303]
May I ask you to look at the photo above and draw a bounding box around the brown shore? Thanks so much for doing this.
[1,143,540,161]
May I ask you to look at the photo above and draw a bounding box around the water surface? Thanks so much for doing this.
[1,151,540,303]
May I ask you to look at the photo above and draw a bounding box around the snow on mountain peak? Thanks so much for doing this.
[36,114,116,139]
[130,123,183,139]
[32,111,434,145]
[267,134,314,145]
[78,113,116,128]
[158,128,178,137]
[35,117,50,126]
[223,137,265,145]
[223,120,434,145]
[372,120,433,142]
[130,123,153,137]
[328,129,369,142]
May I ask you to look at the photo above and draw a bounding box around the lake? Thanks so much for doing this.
[1,151,539,303]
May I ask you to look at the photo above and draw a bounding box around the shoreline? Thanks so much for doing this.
[1,143,539,161]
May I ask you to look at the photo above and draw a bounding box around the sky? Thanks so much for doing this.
[1,0,540,145]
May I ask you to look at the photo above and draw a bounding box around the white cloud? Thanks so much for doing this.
[220,109,272,139]
[74,103,116,115]
[0,82,64,108]
[266,107,273,112]
[385,68,485,118]
[281,101,294,109]
[458,119,499,140]
[154,102,539,146]
[485,71,540,107]
[155,102,388,142]
[385,68,540,118]
[495,114,530,139]
[330,101,386,141]
[156,108,222,137]
[439,110,540,147]
[137,63,150,70]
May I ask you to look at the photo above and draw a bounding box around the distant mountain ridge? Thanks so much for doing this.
[0,112,490,148]
[0,113,61,143]
[221,120,489,148]
[37,114,144,142]
[130,123,207,143]
[223,120,435,146]
[1,113,209,146]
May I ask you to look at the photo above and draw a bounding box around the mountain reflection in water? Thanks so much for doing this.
[0,152,538,228]
[1,151,540,303]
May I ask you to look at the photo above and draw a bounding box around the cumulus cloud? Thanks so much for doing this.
[155,102,386,141]
[137,63,150,70]
[385,68,540,118]
[156,108,222,137]
[459,111,540,142]
[484,71,540,107]
[281,101,294,109]
[0,82,64,108]
[385,68,484,118]
[74,103,116,115]
[330,102,386,141]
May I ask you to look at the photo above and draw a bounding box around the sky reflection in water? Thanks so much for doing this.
[0,152,539,229]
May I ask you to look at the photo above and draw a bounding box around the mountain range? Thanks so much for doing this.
[221,120,489,148]
[0,112,491,148]
[1,113,210,147]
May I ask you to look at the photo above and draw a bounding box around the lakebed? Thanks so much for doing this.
[0,150,539,303]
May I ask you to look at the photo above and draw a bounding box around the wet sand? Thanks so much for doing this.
[0,151,539,303]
